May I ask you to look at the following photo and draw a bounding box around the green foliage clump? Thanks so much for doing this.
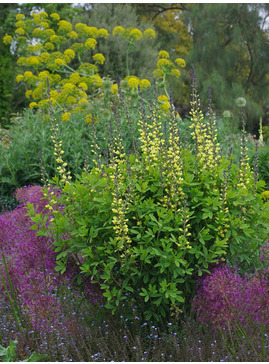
[30,76,269,323]
[0,109,95,200]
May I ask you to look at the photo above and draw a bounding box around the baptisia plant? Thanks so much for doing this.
[28,69,269,322]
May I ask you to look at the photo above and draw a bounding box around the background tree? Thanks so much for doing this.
[184,3,269,132]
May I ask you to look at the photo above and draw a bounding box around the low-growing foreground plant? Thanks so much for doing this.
[0,339,47,362]
[0,185,102,335]
[192,258,269,361]
[28,70,269,323]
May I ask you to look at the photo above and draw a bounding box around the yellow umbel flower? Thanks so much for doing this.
[64,49,75,59]
[29,102,37,109]
[170,69,181,78]
[54,58,66,66]
[3,34,13,45]
[98,28,109,38]
[78,82,88,91]
[74,22,87,34]
[93,53,105,65]
[67,31,78,39]
[62,112,70,122]
[157,58,173,70]
[158,50,170,59]
[175,58,186,68]
[32,88,43,100]
[15,21,25,29]
[44,42,55,51]
[16,13,25,20]
[50,13,60,21]
[113,26,125,36]
[78,98,89,106]
[39,11,48,18]
[25,90,32,99]
[158,95,168,102]
[160,101,171,111]
[58,20,72,33]
[143,28,156,39]
[139,79,151,88]
[16,74,24,83]
[127,77,139,89]
[90,75,102,87]
[24,71,34,81]
[111,84,118,95]
[39,21,50,29]
[85,38,97,50]
[17,57,26,66]
[50,35,65,45]
[69,73,81,85]
[129,28,143,41]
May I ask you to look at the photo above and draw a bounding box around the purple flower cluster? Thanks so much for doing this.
[0,185,101,332]
[192,262,269,330]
